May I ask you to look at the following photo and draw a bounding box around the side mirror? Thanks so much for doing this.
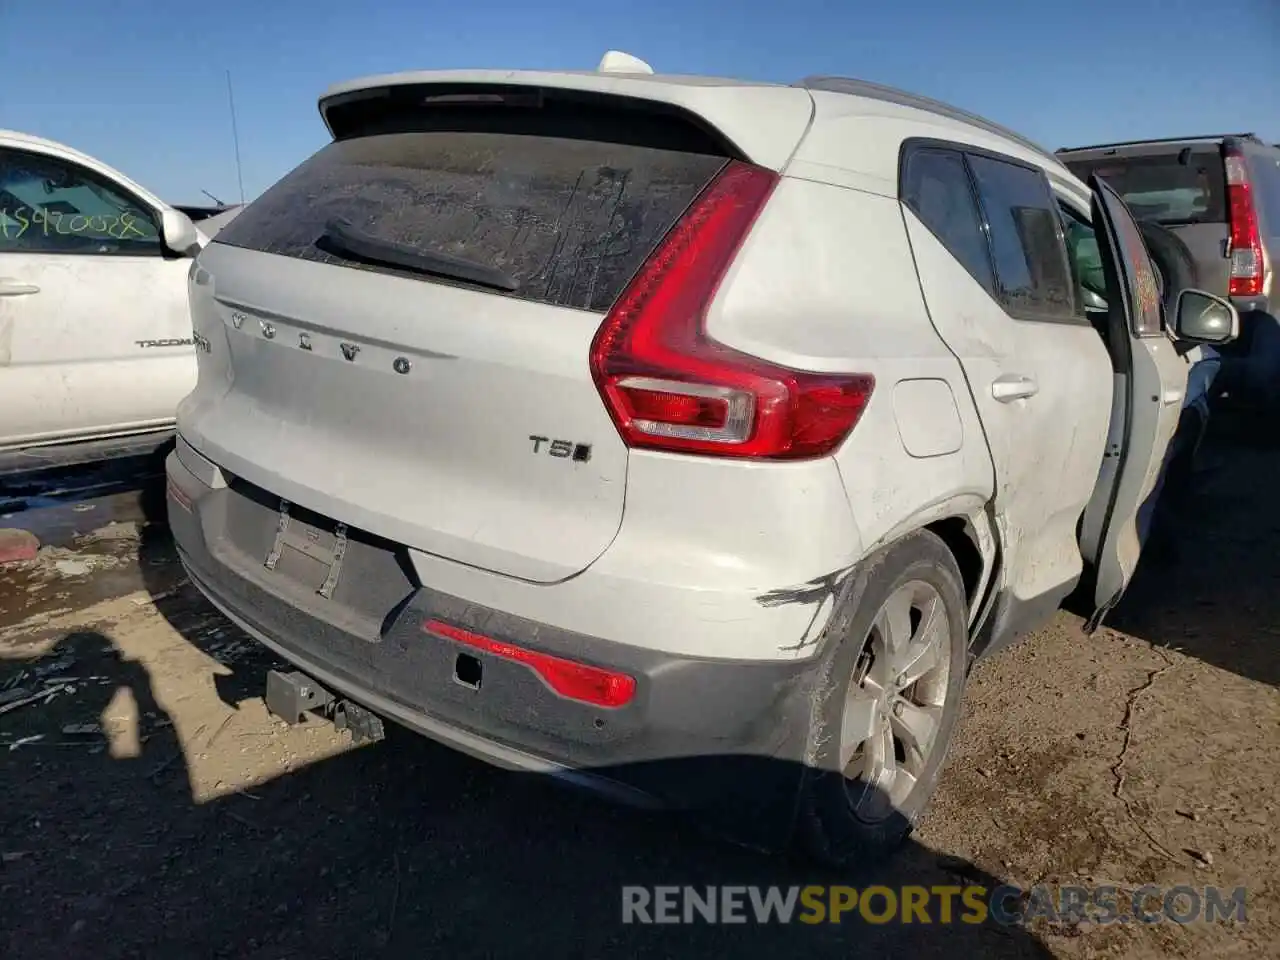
[1172,289,1239,345]
[159,208,201,257]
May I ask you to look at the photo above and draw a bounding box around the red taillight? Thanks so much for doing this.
[589,161,875,460]
[1225,149,1264,298]
[422,618,636,709]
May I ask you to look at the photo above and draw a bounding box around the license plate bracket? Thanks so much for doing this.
[263,498,349,598]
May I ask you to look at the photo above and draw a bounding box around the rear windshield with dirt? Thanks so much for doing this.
[213,97,731,313]
[1062,150,1227,225]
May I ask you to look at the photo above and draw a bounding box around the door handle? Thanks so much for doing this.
[0,279,39,297]
[991,374,1039,402]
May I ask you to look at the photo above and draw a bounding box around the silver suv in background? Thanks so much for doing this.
[1057,134,1280,408]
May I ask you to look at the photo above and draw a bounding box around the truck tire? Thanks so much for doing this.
[796,529,969,866]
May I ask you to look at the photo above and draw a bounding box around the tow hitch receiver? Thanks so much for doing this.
[264,669,385,745]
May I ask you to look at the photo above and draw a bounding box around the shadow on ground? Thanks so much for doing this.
[1108,404,1280,688]
[0,625,1052,960]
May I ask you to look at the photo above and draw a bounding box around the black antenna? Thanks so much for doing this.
[226,70,246,205]
[201,189,225,206]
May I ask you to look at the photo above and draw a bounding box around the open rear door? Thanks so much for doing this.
[1075,175,1188,631]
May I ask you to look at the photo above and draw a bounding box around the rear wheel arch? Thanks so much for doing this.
[856,506,998,641]
[925,516,984,614]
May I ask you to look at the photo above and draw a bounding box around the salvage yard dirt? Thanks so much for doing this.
[1,418,1277,959]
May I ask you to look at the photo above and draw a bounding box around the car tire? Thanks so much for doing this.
[795,529,969,867]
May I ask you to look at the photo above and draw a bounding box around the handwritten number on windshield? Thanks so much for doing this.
[0,206,153,241]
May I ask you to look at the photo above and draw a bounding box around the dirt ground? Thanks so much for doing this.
[0,422,1276,960]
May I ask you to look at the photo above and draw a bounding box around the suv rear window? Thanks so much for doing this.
[1060,150,1226,225]
[214,104,731,313]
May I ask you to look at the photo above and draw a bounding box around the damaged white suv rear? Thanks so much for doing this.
[166,64,1237,864]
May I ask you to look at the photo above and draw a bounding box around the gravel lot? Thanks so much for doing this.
[1,419,1275,959]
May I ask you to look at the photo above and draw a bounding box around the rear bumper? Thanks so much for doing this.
[165,448,821,812]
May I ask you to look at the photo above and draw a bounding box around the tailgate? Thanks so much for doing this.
[182,80,812,583]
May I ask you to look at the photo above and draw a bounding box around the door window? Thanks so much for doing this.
[1058,203,1108,304]
[966,154,1080,322]
[0,148,161,256]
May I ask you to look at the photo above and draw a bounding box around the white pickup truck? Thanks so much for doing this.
[0,130,238,476]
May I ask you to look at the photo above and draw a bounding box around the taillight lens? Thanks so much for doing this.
[589,161,874,460]
[1225,151,1264,298]
[423,618,637,709]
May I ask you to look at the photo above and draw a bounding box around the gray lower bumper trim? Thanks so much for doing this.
[182,557,665,810]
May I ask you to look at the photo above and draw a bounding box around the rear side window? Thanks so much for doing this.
[215,107,731,312]
[902,149,996,294]
[1061,150,1227,225]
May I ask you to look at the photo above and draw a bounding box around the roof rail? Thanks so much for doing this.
[1056,133,1259,154]
[794,75,1060,166]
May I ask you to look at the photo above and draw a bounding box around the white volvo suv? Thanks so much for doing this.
[165,58,1237,863]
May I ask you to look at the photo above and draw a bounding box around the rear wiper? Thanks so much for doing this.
[317,218,518,292]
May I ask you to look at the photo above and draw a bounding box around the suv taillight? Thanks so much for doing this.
[1224,148,1264,297]
[589,161,874,460]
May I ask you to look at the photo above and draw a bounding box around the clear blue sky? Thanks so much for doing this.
[3,0,1277,205]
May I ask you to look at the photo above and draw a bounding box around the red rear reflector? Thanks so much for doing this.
[423,618,637,709]
[166,478,193,511]
[1225,151,1263,298]
[589,161,874,460]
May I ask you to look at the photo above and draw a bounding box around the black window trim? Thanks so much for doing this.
[0,146,164,259]
[898,136,1088,328]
